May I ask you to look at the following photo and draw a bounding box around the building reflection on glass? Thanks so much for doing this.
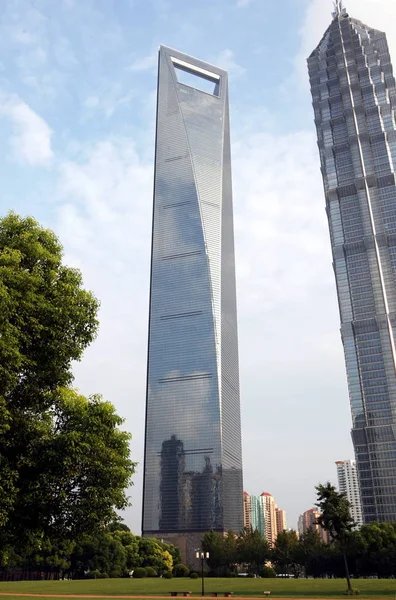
[159,435,222,532]
[159,435,185,531]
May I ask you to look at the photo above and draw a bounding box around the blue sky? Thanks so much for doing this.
[1,0,395,534]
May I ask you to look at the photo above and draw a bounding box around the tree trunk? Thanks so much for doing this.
[342,546,352,593]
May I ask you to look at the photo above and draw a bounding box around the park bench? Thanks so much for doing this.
[210,593,233,597]
[169,593,192,597]
[263,592,271,597]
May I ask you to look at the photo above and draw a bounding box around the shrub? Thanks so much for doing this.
[86,570,100,579]
[260,566,277,578]
[145,567,157,577]
[133,567,147,579]
[228,572,237,578]
[109,570,121,578]
[163,571,173,579]
[247,573,255,578]
[173,564,190,577]
[98,573,109,579]
[190,572,199,579]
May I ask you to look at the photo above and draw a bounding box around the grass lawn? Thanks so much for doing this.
[0,578,395,598]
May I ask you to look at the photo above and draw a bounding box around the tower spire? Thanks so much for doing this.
[332,0,346,19]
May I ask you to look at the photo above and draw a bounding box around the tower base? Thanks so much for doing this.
[144,531,209,567]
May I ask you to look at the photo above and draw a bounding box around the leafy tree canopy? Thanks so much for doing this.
[272,530,301,577]
[315,482,355,592]
[0,212,99,408]
[316,482,355,544]
[237,528,270,574]
[0,212,135,562]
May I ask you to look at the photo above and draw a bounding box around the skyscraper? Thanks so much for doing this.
[142,46,243,562]
[244,491,286,543]
[250,495,266,537]
[298,508,329,544]
[260,492,277,545]
[308,2,396,523]
[336,459,363,528]
[243,492,252,530]
[275,507,287,534]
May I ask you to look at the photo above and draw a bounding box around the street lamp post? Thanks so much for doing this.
[195,551,209,596]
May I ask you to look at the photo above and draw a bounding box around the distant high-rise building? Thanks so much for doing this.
[250,495,266,537]
[243,492,251,530]
[243,491,286,544]
[299,508,329,544]
[260,492,277,545]
[275,507,287,534]
[142,45,243,564]
[308,3,396,523]
[336,459,364,527]
[297,515,304,537]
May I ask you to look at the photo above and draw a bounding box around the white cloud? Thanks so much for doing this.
[83,85,135,117]
[104,91,135,117]
[214,49,246,79]
[11,27,40,46]
[84,95,100,108]
[53,35,78,69]
[15,46,47,70]
[236,0,256,6]
[54,138,153,527]
[127,53,157,73]
[0,94,53,166]
[233,128,331,314]
[58,139,152,233]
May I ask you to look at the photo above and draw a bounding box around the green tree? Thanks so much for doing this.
[173,564,190,577]
[315,482,355,593]
[138,538,173,574]
[201,530,237,574]
[6,388,135,549]
[223,531,238,572]
[237,528,270,574]
[0,212,99,530]
[158,540,181,568]
[0,212,135,562]
[272,530,301,577]
[0,212,99,408]
[70,528,143,578]
[112,530,141,570]
[108,521,131,533]
[71,530,126,577]
[297,528,324,577]
[202,530,226,572]
[357,522,396,577]
[260,565,276,578]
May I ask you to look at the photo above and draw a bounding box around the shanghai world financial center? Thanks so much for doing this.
[142,46,243,558]
[309,4,396,522]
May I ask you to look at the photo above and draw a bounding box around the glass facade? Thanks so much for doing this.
[142,47,243,544]
[250,496,266,537]
[308,8,396,523]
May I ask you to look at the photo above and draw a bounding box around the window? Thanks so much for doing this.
[172,57,220,96]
